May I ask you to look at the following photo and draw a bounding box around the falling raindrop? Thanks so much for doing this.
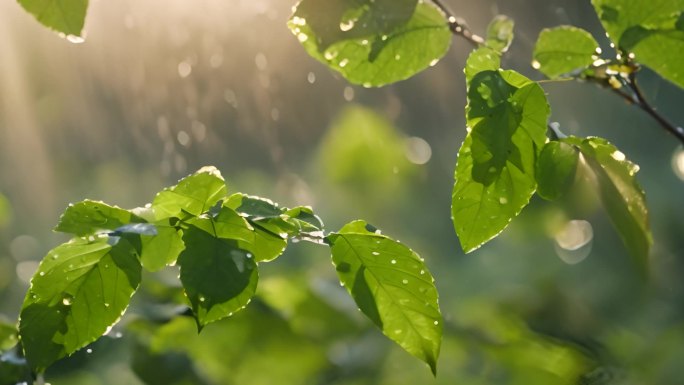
[255,53,268,71]
[177,131,191,147]
[177,61,192,78]
[343,86,354,101]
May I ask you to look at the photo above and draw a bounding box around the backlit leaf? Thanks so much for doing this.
[327,220,442,375]
[19,237,141,371]
[563,136,652,271]
[536,141,580,200]
[290,1,451,86]
[152,166,227,220]
[139,221,185,272]
[592,0,684,88]
[533,26,600,78]
[464,47,501,85]
[452,69,550,253]
[55,200,144,236]
[17,0,88,37]
[178,209,258,329]
[486,15,515,53]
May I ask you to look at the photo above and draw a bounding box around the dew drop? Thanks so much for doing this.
[62,295,74,306]
[429,58,439,67]
[324,50,337,60]
[199,296,206,302]
[343,86,354,101]
[499,197,508,204]
[66,34,85,44]
[339,58,350,68]
[339,19,355,32]
[39,272,45,277]
[402,279,408,284]
[531,60,541,69]
[86,348,93,354]
[433,320,439,326]
[371,251,380,256]
[390,259,397,264]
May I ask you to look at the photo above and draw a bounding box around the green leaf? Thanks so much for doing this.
[224,194,300,261]
[533,26,600,78]
[55,200,144,236]
[152,166,227,220]
[536,141,580,200]
[486,15,515,53]
[592,0,684,88]
[452,69,550,253]
[139,221,185,272]
[178,209,258,329]
[0,321,17,352]
[464,47,501,85]
[290,1,451,87]
[563,136,652,271]
[19,237,141,371]
[228,194,323,234]
[327,220,442,375]
[17,0,88,37]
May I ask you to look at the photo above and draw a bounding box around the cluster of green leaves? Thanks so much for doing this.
[15,167,442,375]
[12,0,684,380]
[288,0,671,269]
[534,0,684,88]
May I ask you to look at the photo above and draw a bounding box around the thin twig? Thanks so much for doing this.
[583,68,684,145]
[430,0,484,47]
[626,72,684,145]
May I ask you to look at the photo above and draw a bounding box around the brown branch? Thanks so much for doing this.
[430,0,484,47]
[626,73,684,145]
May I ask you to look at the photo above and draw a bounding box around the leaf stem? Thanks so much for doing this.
[430,0,484,47]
